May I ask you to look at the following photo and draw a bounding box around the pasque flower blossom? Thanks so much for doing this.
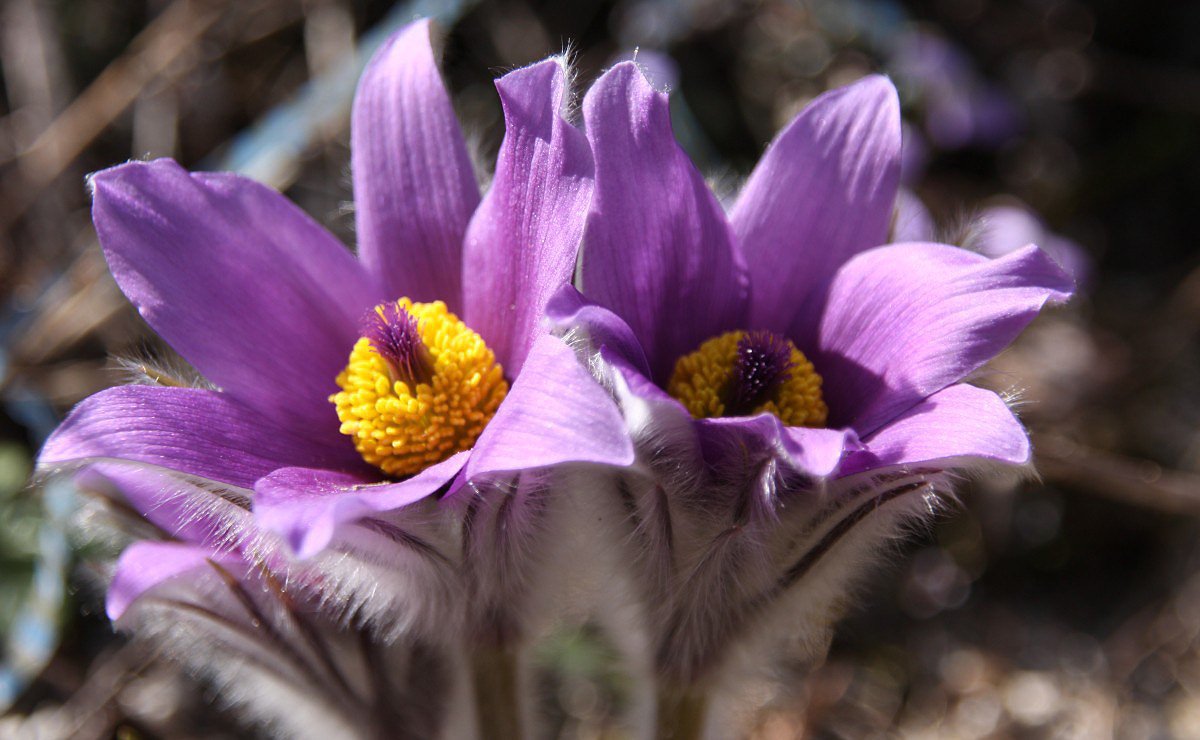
[40,16,631,563]
[34,16,1072,735]
[548,61,1073,723]
[35,20,632,735]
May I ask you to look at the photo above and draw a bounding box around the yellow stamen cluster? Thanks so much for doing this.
[331,299,508,477]
[666,331,828,427]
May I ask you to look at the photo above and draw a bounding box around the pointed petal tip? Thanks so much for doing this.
[800,74,900,137]
[1008,242,1077,303]
[492,56,579,133]
[849,73,899,98]
[367,16,437,69]
[462,53,593,372]
[495,56,567,103]
[817,74,899,125]
[89,157,181,201]
[840,383,1033,478]
[818,241,1075,434]
[608,58,648,78]
[595,59,661,99]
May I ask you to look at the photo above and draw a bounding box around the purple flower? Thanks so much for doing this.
[37,20,633,619]
[549,64,1072,687]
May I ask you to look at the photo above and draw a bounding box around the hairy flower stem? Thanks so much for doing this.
[656,685,709,740]
[471,646,522,740]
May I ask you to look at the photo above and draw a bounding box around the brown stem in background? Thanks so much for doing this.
[471,645,522,740]
[656,685,709,740]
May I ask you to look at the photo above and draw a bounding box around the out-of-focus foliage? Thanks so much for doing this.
[0,443,36,631]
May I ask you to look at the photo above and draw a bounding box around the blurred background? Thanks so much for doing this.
[1,0,1198,737]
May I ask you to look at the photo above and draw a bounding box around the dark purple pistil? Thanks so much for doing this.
[363,303,434,386]
[724,330,794,416]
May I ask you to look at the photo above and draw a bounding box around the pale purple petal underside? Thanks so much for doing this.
[698,415,857,479]
[352,19,479,307]
[731,75,901,345]
[108,540,245,620]
[462,59,594,375]
[254,451,467,558]
[580,62,748,383]
[817,242,1073,435]
[91,159,382,440]
[840,383,1030,477]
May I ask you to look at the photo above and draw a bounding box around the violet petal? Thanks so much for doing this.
[816,242,1073,435]
[38,386,363,489]
[462,59,594,375]
[698,415,856,479]
[978,203,1091,287]
[731,75,901,346]
[463,333,634,482]
[544,284,652,377]
[91,159,382,441]
[352,19,479,308]
[840,383,1030,477]
[254,451,467,558]
[580,61,748,384]
[107,540,245,621]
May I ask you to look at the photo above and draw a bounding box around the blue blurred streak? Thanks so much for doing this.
[210,0,479,186]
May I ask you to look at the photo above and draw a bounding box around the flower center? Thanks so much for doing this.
[331,298,508,477]
[666,330,827,427]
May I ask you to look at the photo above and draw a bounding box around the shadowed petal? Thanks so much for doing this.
[544,285,652,377]
[108,541,245,620]
[91,159,383,440]
[254,452,466,558]
[840,383,1030,477]
[731,75,901,345]
[464,334,634,481]
[580,61,748,384]
[602,344,686,411]
[462,59,594,375]
[39,386,364,489]
[353,19,479,307]
[816,242,1073,435]
[698,415,857,479]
